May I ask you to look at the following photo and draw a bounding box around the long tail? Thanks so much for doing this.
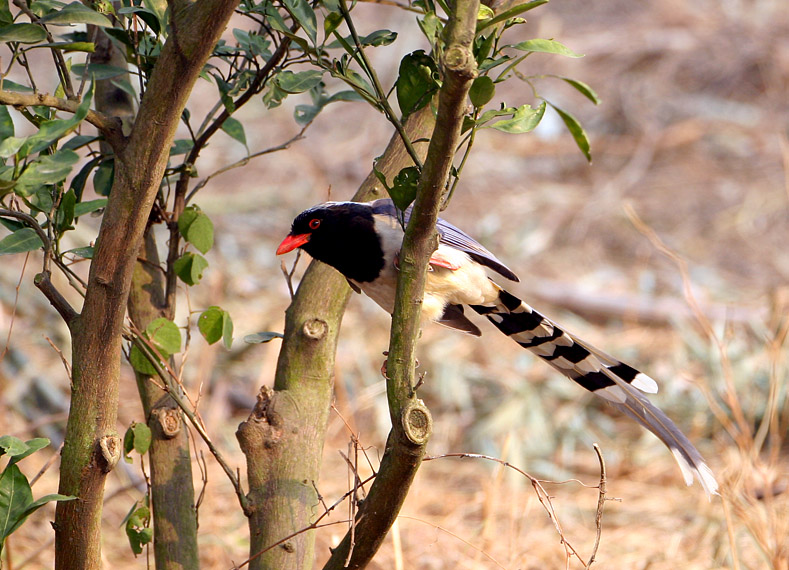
[470,287,719,499]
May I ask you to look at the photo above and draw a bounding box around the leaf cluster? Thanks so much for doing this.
[0,436,74,555]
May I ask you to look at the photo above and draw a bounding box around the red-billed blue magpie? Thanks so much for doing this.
[277,198,718,498]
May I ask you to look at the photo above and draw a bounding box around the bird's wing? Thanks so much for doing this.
[370,198,519,282]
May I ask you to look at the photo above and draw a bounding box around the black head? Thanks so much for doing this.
[277,202,386,283]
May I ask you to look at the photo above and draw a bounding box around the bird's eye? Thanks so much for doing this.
[308,218,321,230]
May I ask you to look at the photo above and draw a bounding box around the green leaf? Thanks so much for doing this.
[488,101,546,133]
[0,228,43,255]
[323,12,342,38]
[417,12,441,45]
[170,139,193,156]
[0,463,34,540]
[146,317,181,356]
[221,117,246,147]
[0,217,22,233]
[129,422,152,455]
[64,246,93,258]
[5,438,49,466]
[61,134,99,151]
[56,188,76,232]
[15,493,74,526]
[15,150,80,196]
[0,79,32,93]
[122,422,151,463]
[31,41,95,52]
[40,2,112,27]
[244,331,284,344]
[178,206,214,254]
[326,29,397,49]
[69,63,128,80]
[92,157,114,196]
[372,165,390,191]
[388,166,419,211]
[0,23,47,43]
[511,38,583,58]
[19,82,94,156]
[198,306,233,349]
[125,505,152,555]
[553,104,591,162]
[129,319,181,375]
[173,252,208,286]
[396,50,440,116]
[142,0,167,33]
[74,198,107,217]
[0,137,25,159]
[469,76,495,107]
[30,187,53,213]
[557,76,601,105]
[476,0,548,33]
[129,344,157,375]
[474,33,495,67]
[277,70,324,94]
[282,0,316,44]
[477,4,494,19]
[0,0,12,27]
[0,436,29,458]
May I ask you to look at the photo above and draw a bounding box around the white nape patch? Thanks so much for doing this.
[595,385,628,404]
[632,372,659,394]
[575,357,601,374]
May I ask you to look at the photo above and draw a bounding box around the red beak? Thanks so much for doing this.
[276,233,310,255]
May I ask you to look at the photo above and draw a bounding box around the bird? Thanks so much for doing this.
[276,198,719,498]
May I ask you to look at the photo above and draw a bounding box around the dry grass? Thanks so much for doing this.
[1,0,788,568]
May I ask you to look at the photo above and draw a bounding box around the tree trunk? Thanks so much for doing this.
[128,230,200,569]
[54,1,240,567]
[236,107,435,570]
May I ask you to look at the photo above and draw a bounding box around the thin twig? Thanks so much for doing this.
[338,0,423,171]
[29,441,64,486]
[0,251,28,364]
[423,452,593,567]
[127,328,249,514]
[233,471,378,569]
[45,336,72,379]
[280,250,301,299]
[185,126,310,205]
[587,443,608,567]
[0,90,123,145]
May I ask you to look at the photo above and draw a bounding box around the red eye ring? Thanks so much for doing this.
[309,218,321,230]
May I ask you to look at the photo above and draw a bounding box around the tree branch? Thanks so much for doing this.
[53,0,242,566]
[0,90,125,148]
[323,1,480,568]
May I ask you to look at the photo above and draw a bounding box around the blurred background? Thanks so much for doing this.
[1,0,787,567]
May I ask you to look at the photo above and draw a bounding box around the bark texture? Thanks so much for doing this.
[54,2,240,567]
[236,107,435,570]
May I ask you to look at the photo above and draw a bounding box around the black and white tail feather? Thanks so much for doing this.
[278,198,719,499]
[471,287,718,498]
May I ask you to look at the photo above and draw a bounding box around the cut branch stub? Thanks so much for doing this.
[400,399,432,446]
[99,435,121,473]
[302,318,328,340]
[151,407,182,439]
[443,45,477,78]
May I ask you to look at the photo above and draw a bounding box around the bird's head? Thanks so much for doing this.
[276,201,386,282]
